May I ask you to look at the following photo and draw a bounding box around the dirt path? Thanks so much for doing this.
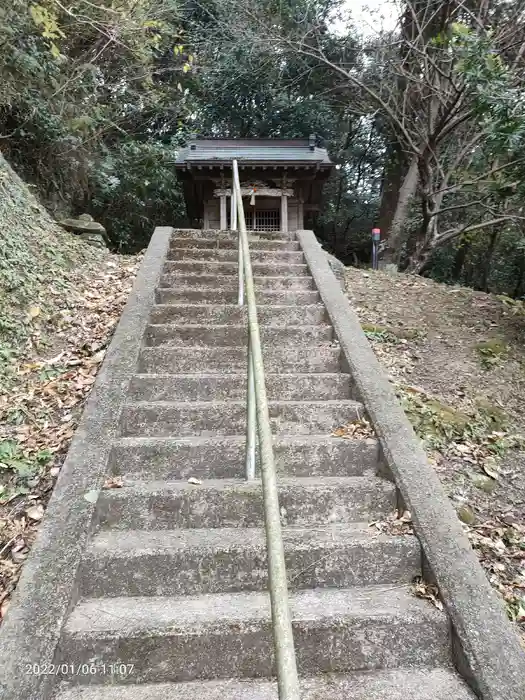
[345,267,525,643]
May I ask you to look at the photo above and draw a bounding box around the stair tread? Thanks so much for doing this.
[152,303,324,309]
[170,236,299,245]
[81,524,419,596]
[139,344,338,352]
[156,286,313,292]
[54,667,476,699]
[113,433,375,446]
[165,260,306,265]
[161,274,311,280]
[96,476,394,530]
[103,475,386,490]
[130,371,348,379]
[88,523,414,554]
[146,323,330,330]
[123,399,360,408]
[65,585,445,636]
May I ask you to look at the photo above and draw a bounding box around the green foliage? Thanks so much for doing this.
[397,386,521,457]
[1,0,190,250]
[90,140,186,252]
[0,153,97,380]
[425,228,525,299]
[475,338,508,370]
[0,439,52,503]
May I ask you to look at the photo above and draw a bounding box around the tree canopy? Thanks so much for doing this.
[1,0,525,297]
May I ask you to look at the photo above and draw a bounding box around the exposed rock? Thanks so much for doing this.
[59,215,108,248]
[80,232,105,249]
[60,217,106,235]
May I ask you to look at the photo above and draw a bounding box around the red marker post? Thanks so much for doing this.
[371,228,381,270]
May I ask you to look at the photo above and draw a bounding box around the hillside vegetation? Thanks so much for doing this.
[0,155,139,620]
[0,153,103,377]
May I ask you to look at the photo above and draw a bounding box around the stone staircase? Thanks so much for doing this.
[54,229,476,699]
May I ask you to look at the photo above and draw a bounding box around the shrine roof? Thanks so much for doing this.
[174,137,332,168]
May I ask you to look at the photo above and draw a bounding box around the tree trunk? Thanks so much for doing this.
[380,154,419,269]
[378,144,406,235]
[481,229,499,292]
[513,258,525,298]
[452,239,470,281]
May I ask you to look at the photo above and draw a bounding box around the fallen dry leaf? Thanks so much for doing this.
[25,505,44,521]
[102,477,124,489]
[482,463,500,480]
[331,418,374,440]
[412,575,444,611]
[369,510,414,536]
[0,252,140,626]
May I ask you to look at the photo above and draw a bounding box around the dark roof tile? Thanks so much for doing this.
[175,138,332,166]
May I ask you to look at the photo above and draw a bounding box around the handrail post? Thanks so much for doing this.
[245,337,256,480]
[232,159,300,700]
[232,181,244,306]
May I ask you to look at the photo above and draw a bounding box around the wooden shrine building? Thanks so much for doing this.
[175,136,333,232]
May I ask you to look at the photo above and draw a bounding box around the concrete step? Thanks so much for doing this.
[149,304,326,326]
[170,229,298,241]
[59,587,450,684]
[95,476,396,530]
[163,261,309,276]
[109,435,379,480]
[170,237,300,251]
[127,372,350,402]
[168,248,305,264]
[137,345,340,374]
[80,525,420,597]
[54,667,477,699]
[144,324,333,347]
[155,288,319,306]
[119,399,361,437]
[159,273,314,290]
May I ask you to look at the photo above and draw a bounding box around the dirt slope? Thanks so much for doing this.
[0,154,139,620]
[345,267,525,642]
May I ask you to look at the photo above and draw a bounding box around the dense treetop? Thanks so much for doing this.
[1,0,525,297]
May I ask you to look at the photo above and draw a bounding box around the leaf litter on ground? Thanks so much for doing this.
[0,252,140,623]
[346,266,525,642]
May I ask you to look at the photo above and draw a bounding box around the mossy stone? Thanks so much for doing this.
[457,504,476,524]
[471,473,497,494]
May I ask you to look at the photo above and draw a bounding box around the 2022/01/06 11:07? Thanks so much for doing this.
[24,663,135,676]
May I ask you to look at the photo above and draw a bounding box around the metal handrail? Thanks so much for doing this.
[231,159,301,700]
